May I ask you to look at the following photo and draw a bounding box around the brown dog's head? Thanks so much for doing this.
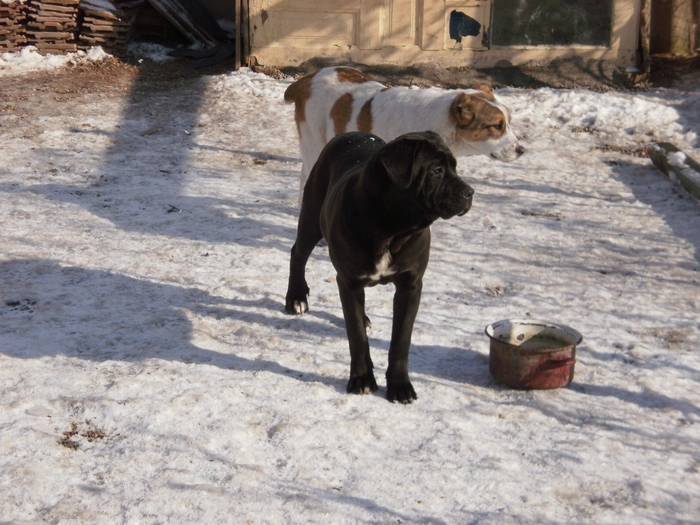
[450,87,525,161]
[378,131,474,221]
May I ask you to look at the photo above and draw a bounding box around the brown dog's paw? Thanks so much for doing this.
[386,381,417,404]
[346,373,378,395]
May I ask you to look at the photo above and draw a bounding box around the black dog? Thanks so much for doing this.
[285,131,474,403]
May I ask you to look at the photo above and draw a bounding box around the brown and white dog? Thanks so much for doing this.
[284,66,525,203]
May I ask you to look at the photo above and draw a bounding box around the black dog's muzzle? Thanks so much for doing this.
[457,185,474,216]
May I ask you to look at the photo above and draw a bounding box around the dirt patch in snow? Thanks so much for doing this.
[1,52,698,124]
[259,52,700,92]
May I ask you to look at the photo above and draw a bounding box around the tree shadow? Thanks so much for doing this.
[0,258,345,393]
[569,382,700,419]
[9,60,299,251]
[6,179,297,249]
[610,159,700,267]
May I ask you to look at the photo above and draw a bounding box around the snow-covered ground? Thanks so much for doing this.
[1,49,699,524]
[0,46,112,76]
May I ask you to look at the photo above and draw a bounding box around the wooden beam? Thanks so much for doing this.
[235,0,242,69]
[649,142,700,202]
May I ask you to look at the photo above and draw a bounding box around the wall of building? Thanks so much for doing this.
[246,0,641,68]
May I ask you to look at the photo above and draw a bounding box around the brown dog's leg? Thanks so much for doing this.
[337,277,377,394]
[385,277,423,403]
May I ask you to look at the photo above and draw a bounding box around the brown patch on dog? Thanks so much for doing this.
[357,98,373,133]
[450,92,507,142]
[336,67,374,84]
[284,71,318,135]
[471,85,511,122]
[330,93,354,135]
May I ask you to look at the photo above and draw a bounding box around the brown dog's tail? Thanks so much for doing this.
[284,72,317,104]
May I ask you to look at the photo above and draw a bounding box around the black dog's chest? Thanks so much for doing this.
[361,250,396,284]
[357,229,430,286]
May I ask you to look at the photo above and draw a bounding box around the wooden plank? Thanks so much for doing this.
[28,22,79,30]
[80,34,128,43]
[234,0,241,69]
[30,11,78,19]
[82,8,121,20]
[649,142,700,202]
[37,0,81,6]
[28,15,78,22]
[34,41,78,49]
[241,0,249,64]
[0,34,27,42]
[27,30,75,39]
[27,4,76,13]
[83,23,130,33]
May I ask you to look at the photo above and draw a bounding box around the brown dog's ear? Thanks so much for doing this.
[450,93,475,128]
[475,81,493,94]
[379,136,421,190]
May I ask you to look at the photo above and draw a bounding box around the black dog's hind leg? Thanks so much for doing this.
[385,277,423,403]
[285,207,323,315]
[337,277,377,394]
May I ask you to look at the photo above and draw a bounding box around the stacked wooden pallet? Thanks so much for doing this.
[26,0,80,54]
[79,0,144,53]
[0,1,27,52]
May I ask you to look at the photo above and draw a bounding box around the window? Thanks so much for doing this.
[491,0,614,47]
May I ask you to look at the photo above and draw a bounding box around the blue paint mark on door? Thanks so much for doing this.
[449,10,481,43]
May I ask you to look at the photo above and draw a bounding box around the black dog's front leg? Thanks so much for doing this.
[285,242,312,314]
[337,277,377,394]
[285,205,323,315]
[385,277,423,403]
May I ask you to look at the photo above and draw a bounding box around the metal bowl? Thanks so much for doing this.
[485,319,583,389]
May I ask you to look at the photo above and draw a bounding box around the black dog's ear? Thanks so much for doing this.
[422,130,441,141]
[379,135,423,190]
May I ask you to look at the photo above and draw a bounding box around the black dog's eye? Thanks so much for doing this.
[431,166,444,178]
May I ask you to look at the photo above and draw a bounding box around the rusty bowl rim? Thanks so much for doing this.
[485,318,583,354]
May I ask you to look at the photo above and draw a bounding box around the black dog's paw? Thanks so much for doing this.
[285,282,309,315]
[285,297,309,315]
[386,381,417,404]
[347,373,378,395]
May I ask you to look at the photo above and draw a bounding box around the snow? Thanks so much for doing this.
[670,151,688,167]
[126,42,176,63]
[0,46,110,76]
[1,51,700,524]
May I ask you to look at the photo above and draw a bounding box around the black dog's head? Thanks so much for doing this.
[377,131,474,221]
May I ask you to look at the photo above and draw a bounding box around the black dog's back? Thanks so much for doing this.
[300,132,385,212]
